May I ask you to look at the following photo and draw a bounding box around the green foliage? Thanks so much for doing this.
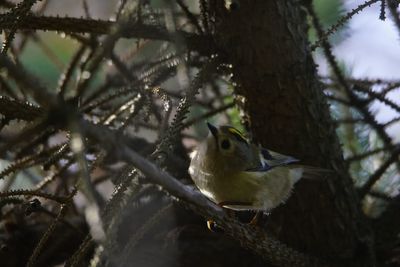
[314,0,344,26]
[309,0,346,44]
[20,33,79,88]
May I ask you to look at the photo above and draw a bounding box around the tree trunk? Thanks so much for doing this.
[213,1,374,266]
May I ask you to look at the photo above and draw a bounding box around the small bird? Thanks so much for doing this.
[189,123,329,225]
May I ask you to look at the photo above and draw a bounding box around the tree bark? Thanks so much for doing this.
[213,1,374,266]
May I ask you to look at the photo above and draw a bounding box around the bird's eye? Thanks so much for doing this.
[220,139,231,150]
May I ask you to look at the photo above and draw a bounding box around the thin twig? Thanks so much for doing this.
[27,187,78,267]
[310,0,380,51]
[57,45,87,97]
[0,189,68,203]
[359,146,400,197]
[388,0,400,39]
[0,15,212,55]
[346,146,394,162]
[176,0,203,34]
[182,102,235,128]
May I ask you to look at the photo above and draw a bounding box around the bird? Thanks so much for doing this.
[189,122,330,228]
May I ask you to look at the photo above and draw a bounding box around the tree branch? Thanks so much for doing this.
[0,15,213,55]
[359,146,400,197]
[310,0,380,51]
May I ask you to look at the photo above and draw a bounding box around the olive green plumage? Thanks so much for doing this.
[189,123,328,211]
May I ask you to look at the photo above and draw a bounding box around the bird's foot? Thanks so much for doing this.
[248,211,262,226]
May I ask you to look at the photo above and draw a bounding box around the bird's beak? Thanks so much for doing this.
[207,122,218,139]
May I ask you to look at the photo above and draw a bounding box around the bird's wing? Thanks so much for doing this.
[245,147,333,181]
[261,149,299,166]
[245,148,299,172]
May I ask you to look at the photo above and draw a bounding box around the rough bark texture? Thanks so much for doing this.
[213,1,374,266]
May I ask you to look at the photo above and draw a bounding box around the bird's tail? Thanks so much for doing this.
[290,165,333,182]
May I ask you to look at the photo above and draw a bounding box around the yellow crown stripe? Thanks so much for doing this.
[227,127,247,141]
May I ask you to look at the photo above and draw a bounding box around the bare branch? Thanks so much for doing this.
[0,15,213,55]
[310,0,380,51]
[359,146,400,197]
